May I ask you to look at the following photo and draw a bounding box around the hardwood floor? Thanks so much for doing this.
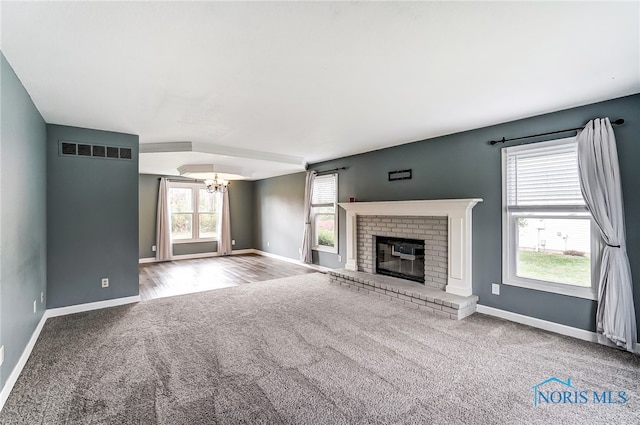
[139,254,317,301]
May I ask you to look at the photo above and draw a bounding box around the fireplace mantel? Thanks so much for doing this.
[338,199,482,297]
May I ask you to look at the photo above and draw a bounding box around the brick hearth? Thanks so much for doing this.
[328,269,478,320]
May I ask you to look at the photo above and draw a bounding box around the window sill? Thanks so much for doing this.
[502,277,597,301]
[172,238,217,245]
[313,246,338,254]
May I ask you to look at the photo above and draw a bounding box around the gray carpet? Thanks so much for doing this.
[1,273,639,424]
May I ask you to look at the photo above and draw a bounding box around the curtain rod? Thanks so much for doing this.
[489,118,625,146]
[315,167,347,175]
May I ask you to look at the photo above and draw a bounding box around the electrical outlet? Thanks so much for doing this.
[491,283,500,295]
[266,241,270,247]
[33,300,37,313]
[102,278,109,288]
[0,345,4,366]
[41,291,44,303]
[232,239,236,246]
[152,245,157,252]
[338,255,342,262]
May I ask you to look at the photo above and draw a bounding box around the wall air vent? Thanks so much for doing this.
[106,146,119,158]
[61,142,77,155]
[92,145,106,157]
[59,140,133,161]
[77,144,92,156]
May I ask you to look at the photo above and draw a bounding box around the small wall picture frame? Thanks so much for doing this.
[388,169,412,181]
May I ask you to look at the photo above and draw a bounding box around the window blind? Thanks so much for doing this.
[506,141,585,207]
[312,174,337,205]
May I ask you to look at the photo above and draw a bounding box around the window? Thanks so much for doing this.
[168,182,219,243]
[312,173,338,253]
[502,137,599,300]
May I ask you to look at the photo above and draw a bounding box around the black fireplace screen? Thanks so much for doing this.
[376,236,425,283]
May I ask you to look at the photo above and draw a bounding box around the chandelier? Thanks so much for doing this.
[177,165,239,193]
[204,174,230,193]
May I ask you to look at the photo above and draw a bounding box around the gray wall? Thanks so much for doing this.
[254,172,306,260]
[47,125,139,308]
[256,94,640,335]
[139,175,255,259]
[139,174,161,258]
[229,180,255,251]
[0,54,47,389]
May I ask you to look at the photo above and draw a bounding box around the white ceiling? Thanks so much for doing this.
[2,1,639,180]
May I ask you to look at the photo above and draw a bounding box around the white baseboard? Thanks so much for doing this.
[476,305,599,343]
[139,249,256,264]
[45,295,141,318]
[172,252,219,261]
[139,257,157,264]
[231,249,255,255]
[0,313,47,412]
[476,305,639,354]
[253,249,330,273]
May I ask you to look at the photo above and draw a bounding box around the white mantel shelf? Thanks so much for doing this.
[338,199,483,297]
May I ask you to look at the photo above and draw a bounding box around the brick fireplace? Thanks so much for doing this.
[339,199,482,297]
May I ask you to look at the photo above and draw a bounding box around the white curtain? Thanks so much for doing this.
[217,190,232,256]
[576,117,636,352]
[300,170,317,263]
[156,177,173,261]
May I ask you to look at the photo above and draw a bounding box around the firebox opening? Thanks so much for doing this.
[375,236,425,284]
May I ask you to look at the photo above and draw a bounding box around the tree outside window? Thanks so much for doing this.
[169,183,219,242]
